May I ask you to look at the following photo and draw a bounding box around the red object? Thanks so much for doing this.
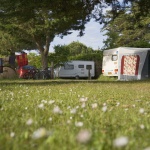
[22,53,28,66]
[16,53,28,67]
[16,65,36,78]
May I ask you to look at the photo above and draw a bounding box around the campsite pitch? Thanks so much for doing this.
[0,80,150,150]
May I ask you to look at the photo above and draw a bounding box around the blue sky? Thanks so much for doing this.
[49,19,106,52]
[49,0,127,52]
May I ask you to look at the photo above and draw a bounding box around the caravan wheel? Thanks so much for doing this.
[75,75,79,79]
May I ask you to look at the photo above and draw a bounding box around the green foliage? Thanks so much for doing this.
[0,29,35,55]
[63,42,101,60]
[52,42,103,63]
[69,51,103,62]
[102,30,119,50]
[27,53,41,68]
[127,40,150,48]
[48,45,70,67]
[66,41,94,55]
[0,0,98,69]
[102,2,150,49]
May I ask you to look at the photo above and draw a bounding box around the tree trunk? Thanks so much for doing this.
[50,61,54,79]
[41,51,48,70]
[33,34,52,70]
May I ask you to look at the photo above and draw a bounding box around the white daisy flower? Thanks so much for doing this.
[53,106,62,114]
[76,106,79,109]
[79,97,88,102]
[67,120,71,124]
[102,106,107,112]
[91,103,98,109]
[38,103,44,109]
[76,129,92,144]
[139,108,145,114]
[48,100,55,105]
[80,114,84,118]
[140,124,145,129]
[132,104,136,108]
[75,122,83,127]
[67,106,71,109]
[41,100,47,103]
[103,103,107,106]
[81,102,86,108]
[32,128,47,139]
[48,117,52,121]
[113,136,129,147]
[116,102,120,106]
[70,108,77,114]
[10,132,15,138]
[26,118,33,125]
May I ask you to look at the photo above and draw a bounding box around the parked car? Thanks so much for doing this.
[16,65,37,79]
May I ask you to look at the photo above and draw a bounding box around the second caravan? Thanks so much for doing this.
[58,60,95,79]
[102,47,150,80]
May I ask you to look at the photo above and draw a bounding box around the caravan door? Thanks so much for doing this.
[119,55,140,80]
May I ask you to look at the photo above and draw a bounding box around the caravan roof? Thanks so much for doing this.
[103,47,150,54]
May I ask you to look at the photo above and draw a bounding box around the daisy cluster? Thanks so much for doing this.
[0,82,149,149]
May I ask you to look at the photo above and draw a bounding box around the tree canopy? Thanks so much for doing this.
[0,0,99,69]
[0,0,150,68]
[102,1,150,49]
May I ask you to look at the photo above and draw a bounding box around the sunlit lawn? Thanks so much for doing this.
[0,79,150,150]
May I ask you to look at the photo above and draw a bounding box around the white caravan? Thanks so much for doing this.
[102,47,150,80]
[58,60,95,79]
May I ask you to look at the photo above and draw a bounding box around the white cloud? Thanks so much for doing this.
[50,19,106,52]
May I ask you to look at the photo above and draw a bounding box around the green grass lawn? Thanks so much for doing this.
[0,79,150,150]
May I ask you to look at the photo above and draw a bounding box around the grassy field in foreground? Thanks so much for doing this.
[0,80,150,150]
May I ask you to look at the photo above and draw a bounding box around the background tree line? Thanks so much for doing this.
[102,1,150,49]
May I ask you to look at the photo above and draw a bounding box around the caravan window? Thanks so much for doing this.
[112,55,118,61]
[78,65,84,68]
[64,64,74,70]
[86,65,92,70]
